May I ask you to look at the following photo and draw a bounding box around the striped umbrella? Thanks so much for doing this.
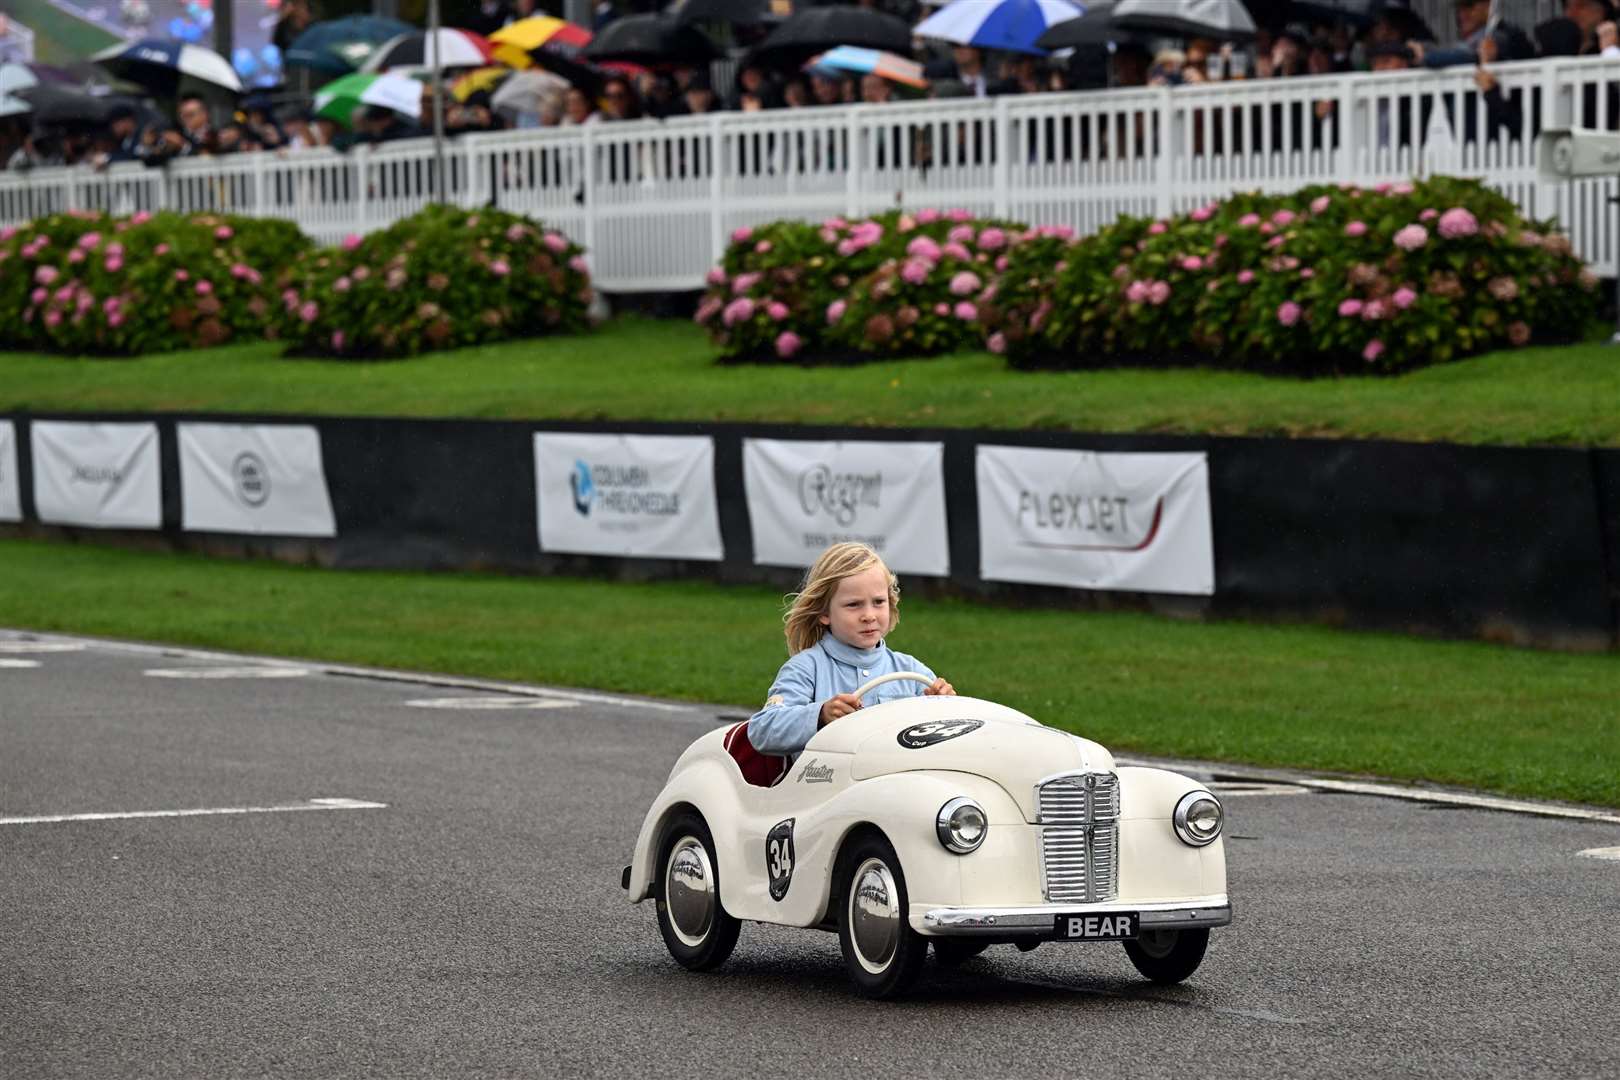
[451,66,513,102]
[489,16,593,71]
[91,38,243,99]
[361,29,495,73]
[915,0,1086,56]
[314,71,424,127]
[806,46,927,89]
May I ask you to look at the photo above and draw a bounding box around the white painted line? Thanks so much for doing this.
[0,796,387,826]
[3,629,699,715]
[406,695,579,710]
[0,642,84,654]
[144,666,312,679]
[1208,782,1311,798]
[1577,846,1620,861]
[0,658,41,669]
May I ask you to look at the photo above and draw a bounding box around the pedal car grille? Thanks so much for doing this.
[1038,772,1120,903]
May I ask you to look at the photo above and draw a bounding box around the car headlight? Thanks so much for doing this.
[936,797,987,855]
[1172,791,1223,847]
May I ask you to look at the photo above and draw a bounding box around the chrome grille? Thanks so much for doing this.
[1038,772,1120,903]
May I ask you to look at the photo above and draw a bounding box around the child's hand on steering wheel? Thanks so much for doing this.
[818,693,863,726]
[924,678,955,696]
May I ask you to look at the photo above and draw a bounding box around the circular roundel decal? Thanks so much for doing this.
[897,720,984,749]
[766,818,795,902]
[232,451,270,507]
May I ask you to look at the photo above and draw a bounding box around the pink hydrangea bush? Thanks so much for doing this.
[1004,177,1596,373]
[281,206,591,358]
[1,211,308,355]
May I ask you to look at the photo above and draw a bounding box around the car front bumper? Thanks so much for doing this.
[914,895,1232,938]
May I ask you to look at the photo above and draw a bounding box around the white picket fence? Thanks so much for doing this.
[3,54,1619,290]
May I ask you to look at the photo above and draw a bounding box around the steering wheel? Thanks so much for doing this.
[852,670,936,702]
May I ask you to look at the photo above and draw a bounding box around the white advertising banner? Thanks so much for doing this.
[31,421,161,530]
[743,438,949,576]
[0,421,19,522]
[178,423,337,537]
[535,433,723,561]
[977,446,1215,596]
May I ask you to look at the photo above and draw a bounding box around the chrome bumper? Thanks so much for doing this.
[916,895,1231,938]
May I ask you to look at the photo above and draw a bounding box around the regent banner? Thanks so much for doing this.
[0,421,19,523]
[178,423,337,537]
[976,446,1215,596]
[742,438,949,576]
[534,433,723,561]
[30,421,162,530]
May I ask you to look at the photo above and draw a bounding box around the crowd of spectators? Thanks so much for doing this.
[6,0,1620,172]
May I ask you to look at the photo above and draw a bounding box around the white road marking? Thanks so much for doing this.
[0,642,84,653]
[0,797,387,826]
[1208,782,1310,798]
[0,658,41,669]
[1577,846,1620,861]
[144,666,312,679]
[406,695,579,710]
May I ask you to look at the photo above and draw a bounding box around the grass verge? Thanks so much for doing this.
[2,537,1615,807]
[4,317,1620,445]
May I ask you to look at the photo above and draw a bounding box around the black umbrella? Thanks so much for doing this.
[1365,0,1436,42]
[670,0,774,26]
[15,84,118,128]
[747,5,915,68]
[1034,2,1131,47]
[583,14,724,68]
[1112,0,1258,42]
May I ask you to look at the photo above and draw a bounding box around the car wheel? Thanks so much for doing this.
[932,939,991,967]
[654,811,740,972]
[836,834,929,999]
[1123,927,1209,984]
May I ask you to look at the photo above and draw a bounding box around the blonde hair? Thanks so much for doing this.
[783,542,900,655]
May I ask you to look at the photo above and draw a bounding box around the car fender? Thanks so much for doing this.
[1117,766,1228,900]
[626,744,742,905]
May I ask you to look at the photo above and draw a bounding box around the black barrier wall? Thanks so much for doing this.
[5,412,1618,651]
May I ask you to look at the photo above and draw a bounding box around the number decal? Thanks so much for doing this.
[897,719,984,749]
[766,819,796,901]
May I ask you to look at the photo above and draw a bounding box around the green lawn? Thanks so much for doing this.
[6,0,121,67]
[1,537,1615,807]
[5,317,1620,445]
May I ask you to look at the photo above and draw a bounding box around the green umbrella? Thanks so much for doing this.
[287,16,417,76]
[313,71,423,128]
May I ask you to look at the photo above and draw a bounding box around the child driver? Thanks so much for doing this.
[748,542,954,761]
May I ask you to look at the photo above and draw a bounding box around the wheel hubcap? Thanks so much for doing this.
[848,857,900,975]
[1137,928,1178,959]
[665,836,715,948]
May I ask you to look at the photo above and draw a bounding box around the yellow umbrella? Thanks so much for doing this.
[489,15,593,70]
[451,65,511,101]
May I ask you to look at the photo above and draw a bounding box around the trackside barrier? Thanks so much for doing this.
[3,412,1617,652]
[3,56,1620,290]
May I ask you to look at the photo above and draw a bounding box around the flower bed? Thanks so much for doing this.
[697,178,1598,373]
[0,210,310,356]
[279,206,594,359]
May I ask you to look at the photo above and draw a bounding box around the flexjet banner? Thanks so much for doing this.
[179,423,337,537]
[976,445,1214,596]
[30,420,162,530]
[0,421,19,522]
[534,433,723,561]
[742,438,949,576]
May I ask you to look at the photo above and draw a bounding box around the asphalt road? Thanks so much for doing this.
[3,633,1618,1079]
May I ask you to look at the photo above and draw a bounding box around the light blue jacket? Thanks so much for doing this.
[748,634,937,758]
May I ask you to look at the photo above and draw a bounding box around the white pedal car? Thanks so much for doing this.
[623,673,1230,998]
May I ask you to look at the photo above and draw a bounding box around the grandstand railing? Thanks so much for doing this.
[3,54,1618,290]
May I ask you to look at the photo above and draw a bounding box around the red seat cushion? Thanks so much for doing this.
[723,721,790,788]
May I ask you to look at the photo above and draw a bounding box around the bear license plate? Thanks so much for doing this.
[1053,912,1139,940]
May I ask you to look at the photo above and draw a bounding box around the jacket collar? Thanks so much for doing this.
[819,633,885,668]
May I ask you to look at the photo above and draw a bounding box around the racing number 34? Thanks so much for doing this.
[767,819,796,901]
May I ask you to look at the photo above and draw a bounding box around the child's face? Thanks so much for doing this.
[820,565,893,649]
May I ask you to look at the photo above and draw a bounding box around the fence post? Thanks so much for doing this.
[581,125,596,263]
[1154,85,1174,219]
[846,106,862,218]
[252,151,266,217]
[355,145,369,235]
[993,96,1011,219]
[709,113,724,269]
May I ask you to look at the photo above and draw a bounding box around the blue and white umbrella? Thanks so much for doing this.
[915,0,1086,56]
[91,38,243,100]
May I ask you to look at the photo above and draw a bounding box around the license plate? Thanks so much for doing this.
[1053,912,1138,940]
